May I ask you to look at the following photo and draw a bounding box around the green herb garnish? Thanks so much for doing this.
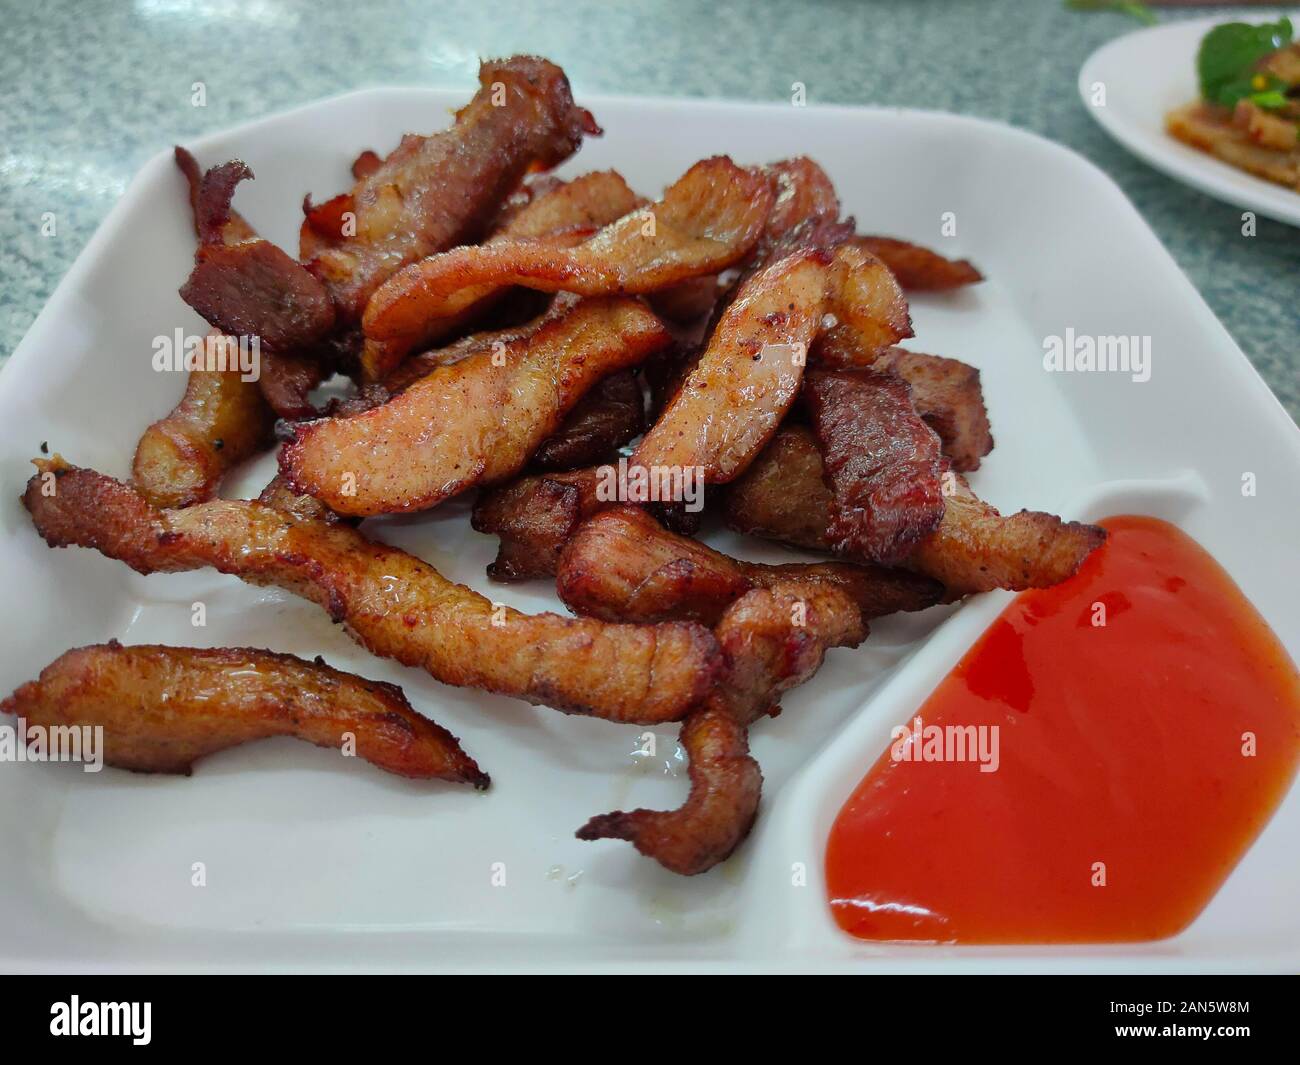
[1197,17,1293,109]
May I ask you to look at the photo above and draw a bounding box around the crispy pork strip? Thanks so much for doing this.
[811,338,994,471]
[803,368,947,566]
[180,239,337,357]
[690,155,849,329]
[361,156,774,368]
[177,159,338,419]
[869,347,992,472]
[174,148,256,245]
[360,171,644,379]
[724,426,1105,595]
[1,641,488,785]
[631,241,912,489]
[322,296,580,419]
[579,702,759,879]
[722,425,834,552]
[852,235,983,291]
[302,56,597,324]
[529,370,644,471]
[471,468,605,581]
[556,506,941,625]
[23,460,719,724]
[493,169,641,238]
[279,298,672,516]
[177,158,336,353]
[132,331,275,508]
[577,584,864,874]
[760,157,844,255]
[330,293,585,418]
[631,249,829,485]
[822,242,913,361]
[133,156,277,507]
[708,584,866,726]
[579,703,760,875]
[470,465,703,582]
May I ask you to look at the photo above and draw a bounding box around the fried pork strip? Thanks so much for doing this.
[630,249,829,484]
[803,368,947,566]
[23,459,720,724]
[556,506,941,625]
[724,426,1105,595]
[529,369,644,471]
[852,236,983,291]
[360,170,643,379]
[2,641,487,785]
[471,467,605,581]
[132,154,278,507]
[580,703,760,875]
[327,298,647,472]
[577,584,865,874]
[174,148,256,246]
[694,155,851,324]
[810,335,994,472]
[177,158,338,420]
[132,331,275,508]
[302,56,596,326]
[361,156,774,369]
[279,297,672,516]
[327,294,581,417]
[630,240,912,489]
[871,347,993,472]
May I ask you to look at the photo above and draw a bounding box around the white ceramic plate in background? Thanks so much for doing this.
[1,89,1298,972]
[1079,10,1300,227]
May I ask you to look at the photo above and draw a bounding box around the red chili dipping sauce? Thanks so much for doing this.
[825,515,1300,944]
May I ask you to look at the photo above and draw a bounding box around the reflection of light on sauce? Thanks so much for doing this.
[826,515,1300,945]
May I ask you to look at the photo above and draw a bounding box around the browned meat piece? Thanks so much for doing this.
[471,467,606,581]
[631,249,829,485]
[180,239,337,356]
[23,459,720,724]
[852,235,984,291]
[577,704,761,876]
[133,156,278,505]
[173,148,257,245]
[2,641,487,785]
[556,505,941,625]
[303,56,598,324]
[361,156,774,370]
[870,347,993,472]
[132,330,275,508]
[803,368,947,566]
[530,370,645,471]
[812,339,994,471]
[631,240,912,490]
[279,298,671,516]
[176,156,338,419]
[724,426,1105,594]
[577,583,865,874]
[359,171,644,379]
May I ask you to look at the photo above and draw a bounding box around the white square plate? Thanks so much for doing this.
[2,89,1298,973]
[1079,11,1300,227]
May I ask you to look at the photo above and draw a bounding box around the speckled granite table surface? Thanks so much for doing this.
[1,0,1295,419]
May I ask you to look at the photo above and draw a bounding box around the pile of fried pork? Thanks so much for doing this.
[5,56,1104,876]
